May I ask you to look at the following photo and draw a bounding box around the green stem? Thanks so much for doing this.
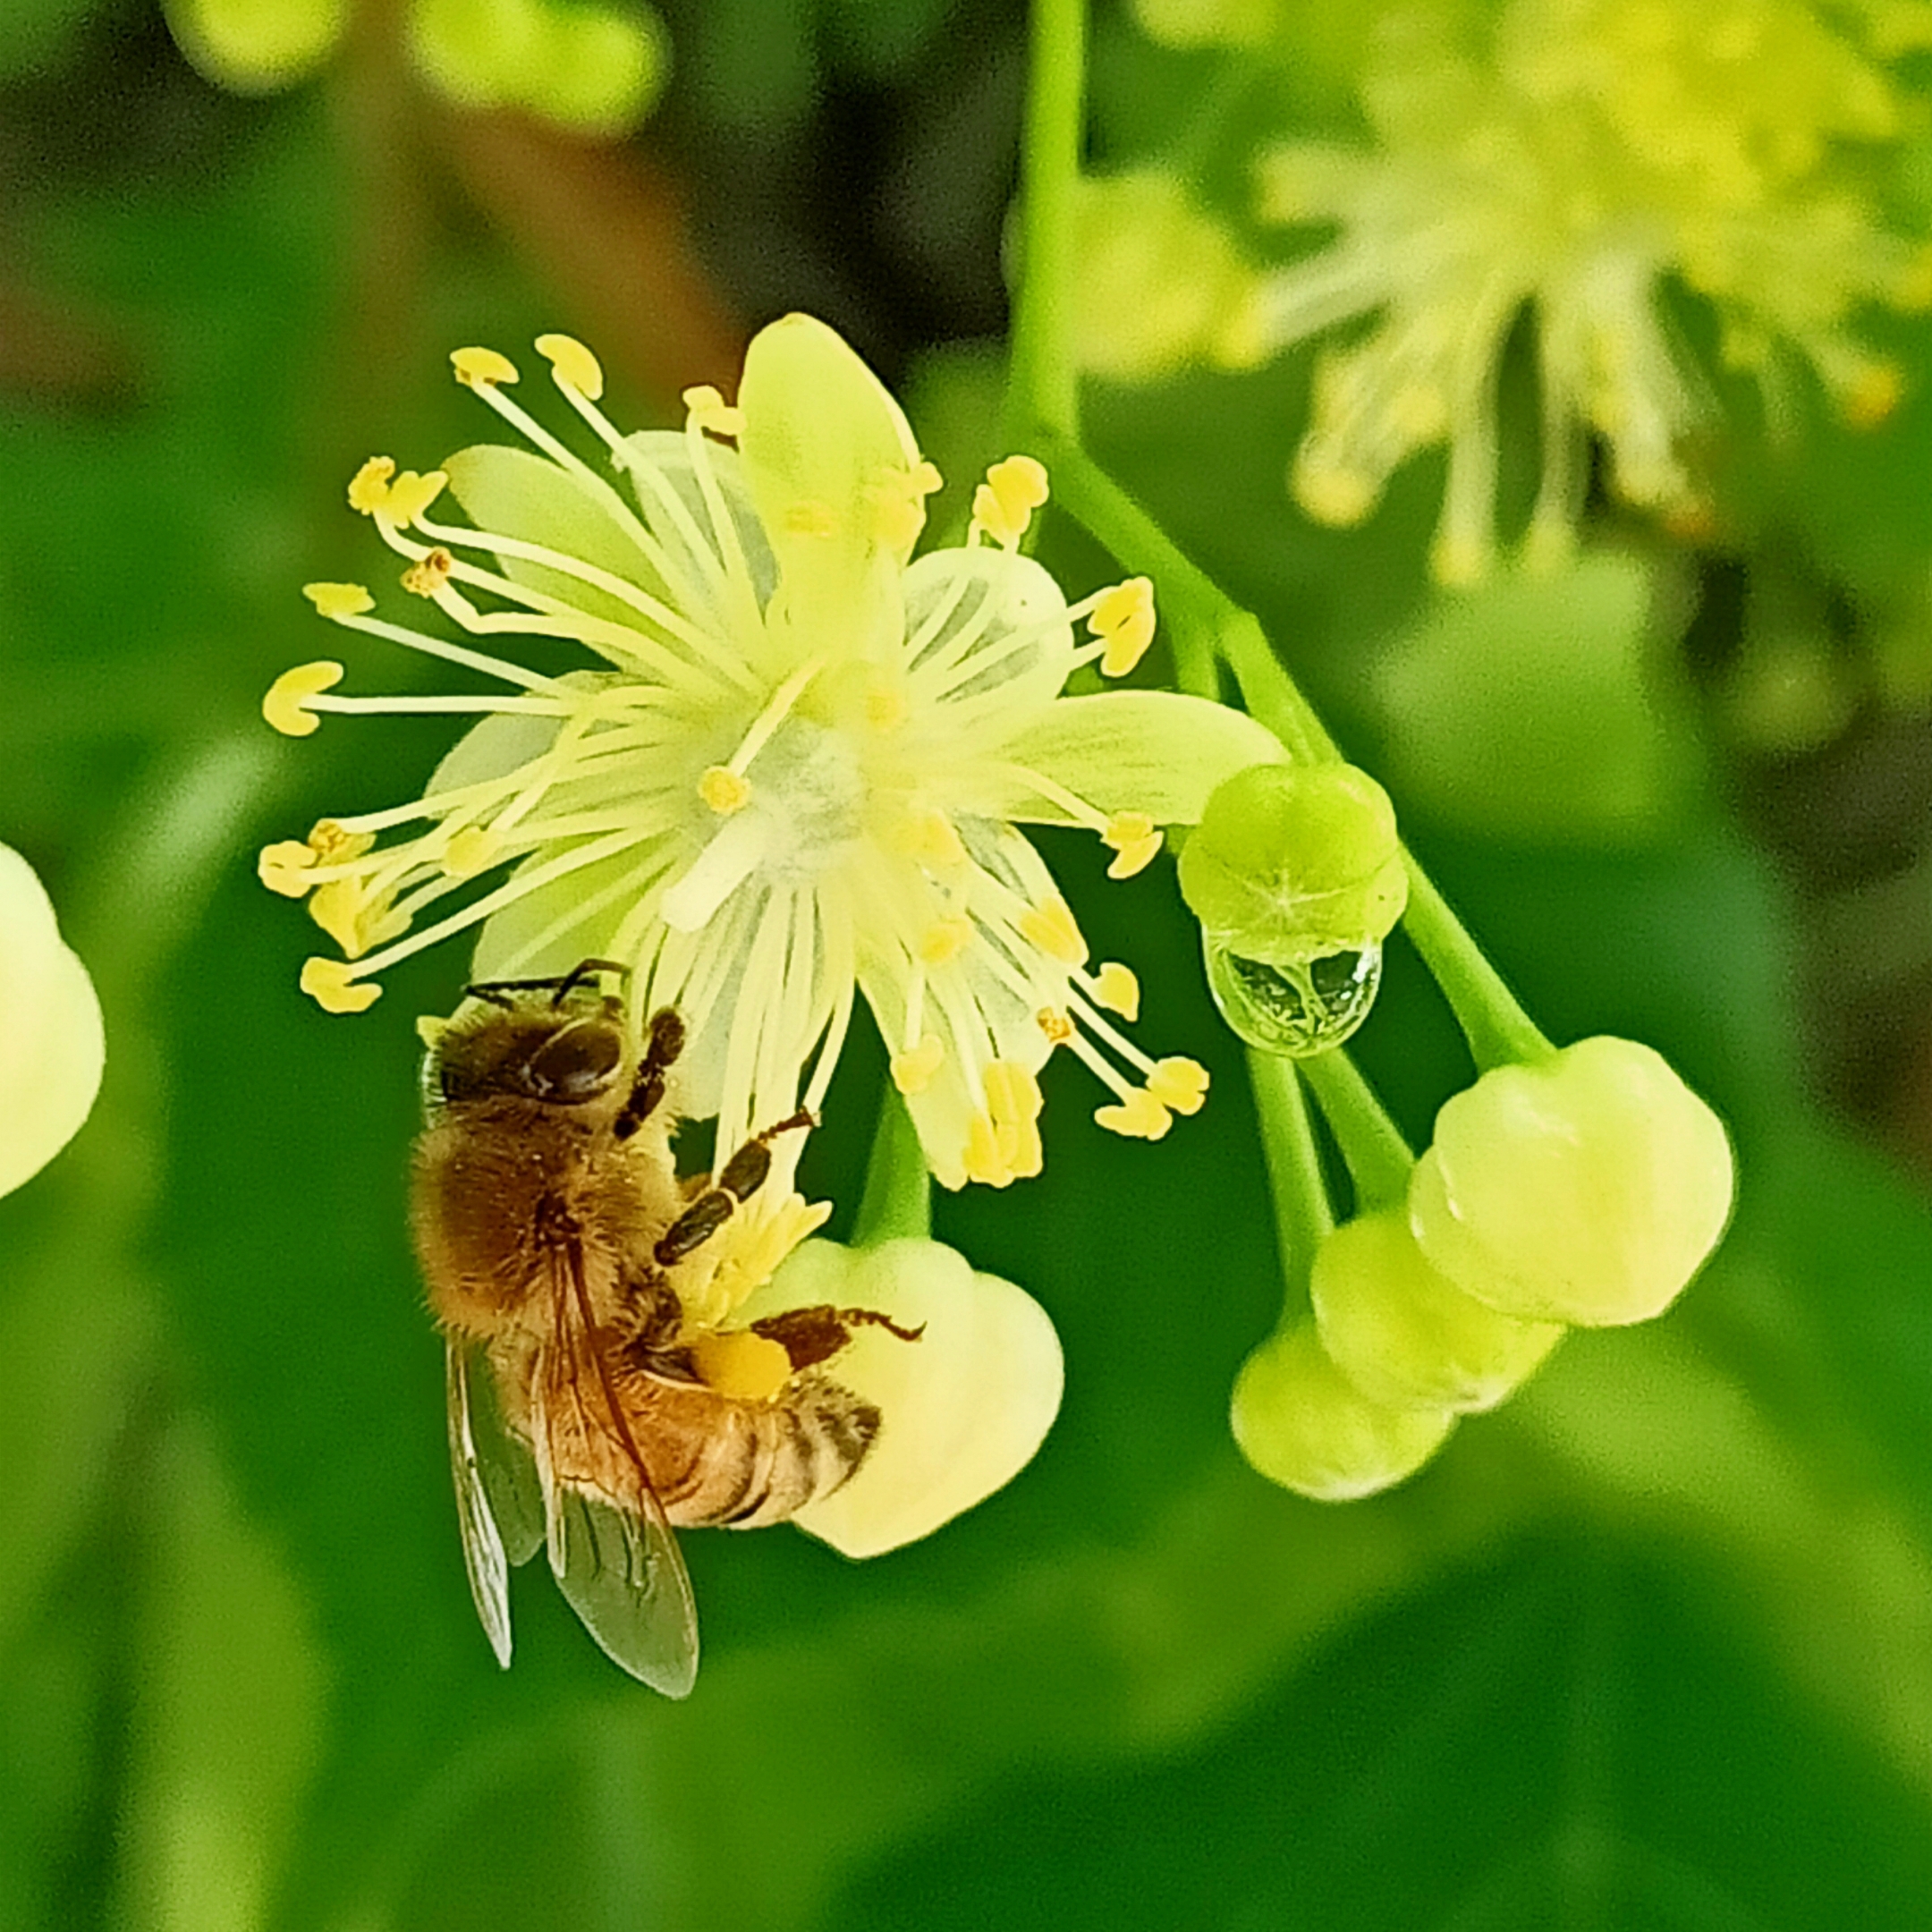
[1296,1049,1414,1212]
[1248,1051,1334,1321]
[852,1083,933,1247]
[1006,0,1088,445]
[1401,864,1553,1071]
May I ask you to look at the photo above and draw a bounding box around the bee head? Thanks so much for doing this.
[430,1004,628,1109]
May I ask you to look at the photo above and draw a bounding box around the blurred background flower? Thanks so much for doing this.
[8,2,1932,1928]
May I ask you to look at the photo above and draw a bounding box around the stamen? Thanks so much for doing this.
[264,662,344,737]
[699,766,750,815]
[258,840,319,897]
[1095,1088,1173,1140]
[1148,1057,1209,1114]
[1017,893,1089,968]
[1036,1007,1074,1045]
[535,333,604,401]
[300,956,380,1014]
[891,1033,944,1095]
[451,346,520,389]
[1089,962,1140,1021]
[441,827,500,877]
[347,458,394,515]
[871,459,943,552]
[401,548,454,597]
[1103,811,1163,879]
[303,582,374,619]
[970,455,1049,548]
[682,385,745,437]
[1088,577,1156,676]
[897,809,967,869]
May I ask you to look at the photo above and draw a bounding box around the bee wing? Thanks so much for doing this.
[529,1358,701,1699]
[445,1340,517,1669]
[461,1341,547,1568]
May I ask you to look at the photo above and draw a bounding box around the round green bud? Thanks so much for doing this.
[407,0,541,109]
[519,0,669,136]
[1310,1207,1563,1412]
[1229,1324,1455,1502]
[1407,1037,1735,1327]
[1178,761,1408,963]
[165,0,347,93]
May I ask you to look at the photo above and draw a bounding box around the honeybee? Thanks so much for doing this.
[412,959,919,1695]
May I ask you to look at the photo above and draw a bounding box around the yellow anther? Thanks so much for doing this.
[258,840,318,898]
[300,956,380,1014]
[706,1192,833,1318]
[699,766,751,815]
[347,457,395,515]
[983,1059,1044,1177]
[918,918,973,965]
[1147,1056,1209,1115]
[1102,810,1162,878]
[1092,962,1140,1021]
[536,333,604,401]
[891,1034,945,1095]
[263,661,343,738]
[871,458,944,551]
[383,469,447,526]
[687,1330,793,1402]
[901,809,966,869]
[452,345,520,388]
[970,454,1050,547]
[1018,893,1089,968]
[962,1109,1013,1186]
[1089,577,1156,676]
[441,826,500,877]
[682,384,746,436]
[402,547,454,597]
[303,581,375,621]
[1037,1007,1074,1045]
[308,819,373,865]
[309,876,404,958]
[784,500,839,538]
[1094,1087,1173,1140]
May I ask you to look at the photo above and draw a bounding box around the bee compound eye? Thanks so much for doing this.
[522,1020,625,1102]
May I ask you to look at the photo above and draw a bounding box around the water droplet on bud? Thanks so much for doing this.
[1203,937,1382,1056]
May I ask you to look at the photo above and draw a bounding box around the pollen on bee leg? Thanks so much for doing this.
[699,766,750,815]
[682,384,746,438]
[535,332,604,401]
[300,955,380,1014]
[1018,894,1088,968]
[1088,578,1156,676]
[688,1329,793,1402]
[970,455,1049,548]
[891,1033,945,1095]
[263,661,344,737]
[1102,811,1162,878]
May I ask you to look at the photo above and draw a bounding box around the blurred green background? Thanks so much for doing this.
[10,2,1932,1928]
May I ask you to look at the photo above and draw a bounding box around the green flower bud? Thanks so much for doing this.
[1179,761,1407,957]
[1310,1207,1563,1413]
[1180,762,1408,1057]
[164,0,347,94]
[1408,1037,1734,1327]
[1230,1324,1455,1502]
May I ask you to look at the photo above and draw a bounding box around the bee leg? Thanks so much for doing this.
[712,1108,815,1201]
[749,1304,926,1370]
[612,1009,686,1141]
[653,1188,735,1266]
